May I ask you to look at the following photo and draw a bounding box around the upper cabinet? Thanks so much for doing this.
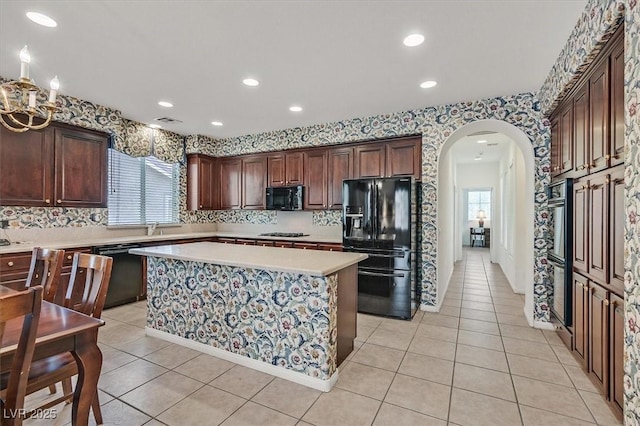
[610,37,624,167]
[550,26,623,181]
[354,144,386,178]
[328,147,353,210]
[0,122,108,208]
[187,154,218,210]
[303,149,328,210]
[268,152,303,187]
[219,157,242,209]
[387,137,422,178]
[189,136,421,211]
[354,137,422,180]
[242,155,267,209]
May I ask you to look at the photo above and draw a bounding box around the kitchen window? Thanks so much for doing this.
[467,190,491,220]
[107,149,180,226]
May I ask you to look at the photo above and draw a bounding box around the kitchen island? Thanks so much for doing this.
[130,242,366,391]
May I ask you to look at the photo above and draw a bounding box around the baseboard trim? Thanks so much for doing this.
[145,327,339,392]
[533,320,556,330]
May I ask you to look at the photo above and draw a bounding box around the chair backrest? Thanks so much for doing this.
[0,286,43,426]
[63,253,113,319]
[25,248,64,303]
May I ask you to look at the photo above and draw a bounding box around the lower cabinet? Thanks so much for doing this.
[572,272,624,418]
[211,238,342,251]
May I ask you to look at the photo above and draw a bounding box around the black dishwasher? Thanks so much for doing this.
[94,243,143,308]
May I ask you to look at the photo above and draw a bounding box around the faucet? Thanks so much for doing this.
[147,222,158,236]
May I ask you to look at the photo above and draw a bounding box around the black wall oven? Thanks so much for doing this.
[547,179,573,328]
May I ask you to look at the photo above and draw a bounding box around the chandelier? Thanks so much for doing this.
[0,46,59,133]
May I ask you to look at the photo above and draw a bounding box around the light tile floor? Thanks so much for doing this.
[24,248,622,425]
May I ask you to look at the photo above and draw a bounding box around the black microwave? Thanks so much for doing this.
[266,186,304,211]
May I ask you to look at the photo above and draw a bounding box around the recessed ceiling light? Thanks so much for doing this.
[211,121,223,126]
[474,157,482,161]
[149,124,161,129]
[158,101,173,108]
[243,78,260,87]
[26,12,57,27]
[289,106,302,112]
[403,33,424,47]
[420,80,437,89]
[477,140,488,144]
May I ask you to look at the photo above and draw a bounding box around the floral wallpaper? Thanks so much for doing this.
[538,1,625,115]
[312,211,342,227]
[0,206,106,228]
[146,256,338,380]
[623,1,640,423]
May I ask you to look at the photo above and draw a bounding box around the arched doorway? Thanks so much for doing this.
[437,119,540,327]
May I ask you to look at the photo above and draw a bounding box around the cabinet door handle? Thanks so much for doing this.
[584,285,589,293]
[7,261,14,267]
[584,164,590,169]
[604,299,610,306]
[577,282,584,288]
[45,198,51,204]
[605,154,611,160]
[57,199,62,204]
[605,177,610,184]
[577,165,584,171]
[67,255,72,260]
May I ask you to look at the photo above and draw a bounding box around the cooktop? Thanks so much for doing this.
[258,232,309,238]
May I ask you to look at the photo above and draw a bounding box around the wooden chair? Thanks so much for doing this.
[0,286,43,426]
[25,248,65,303]
[13,254,112,424]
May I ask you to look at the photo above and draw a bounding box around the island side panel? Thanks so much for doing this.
[145,256,339,380]
[336,264,357,366]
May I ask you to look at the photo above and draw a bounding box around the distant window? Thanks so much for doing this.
[107,149,180,226]
[467,190,491,220]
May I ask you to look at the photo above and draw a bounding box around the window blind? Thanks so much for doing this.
[108,149,179,225]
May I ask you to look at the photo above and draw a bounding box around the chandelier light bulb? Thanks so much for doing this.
[49,75,59,103]
[19,45,31,79]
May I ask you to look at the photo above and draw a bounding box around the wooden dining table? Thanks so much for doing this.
[0,286,104,426]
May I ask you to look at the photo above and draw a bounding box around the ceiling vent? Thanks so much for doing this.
[154,117,183,124]
[487,143,499,147]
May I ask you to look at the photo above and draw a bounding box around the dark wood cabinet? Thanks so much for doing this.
[304,149,328,210]
[610,36,625,167]
[609,292,625,415]
[293,242,319,250]
[0,125,54,206]
[354,144,386,178]
[219,158,242,209]
[588,282,608,392]
[573,178,588,273]
[573,84,589,177]
[609,166,625,292]
[550,116,560,177]
[589,57,610,174]
[573,272,588,367]
[187,154,218,210]
[559,28,624,422]
[327,147,353,210]
[587,171,608,283]
[54,127,108,207]
[387,137,421,178]
[559,103,574,175]
[318,243,343,251]
[267,152,303,187]
[241,155,267,209]
[0,123,108,208]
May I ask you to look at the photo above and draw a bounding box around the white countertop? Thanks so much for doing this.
[0,231,342,255]
[130,242,366,276]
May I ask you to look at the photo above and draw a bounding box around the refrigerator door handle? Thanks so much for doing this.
[359,270,406,278]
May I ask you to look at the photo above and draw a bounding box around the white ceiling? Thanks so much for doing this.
[451,132,514,164]
[0,1,587,139]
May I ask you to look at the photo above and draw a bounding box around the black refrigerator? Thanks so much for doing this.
[342,177,420,320]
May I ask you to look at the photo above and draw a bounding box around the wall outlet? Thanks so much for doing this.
[0,220,9,229]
